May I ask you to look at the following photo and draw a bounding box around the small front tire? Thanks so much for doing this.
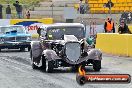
[40,56,46,71]
[93,60,101,71]
[46,60,54,73]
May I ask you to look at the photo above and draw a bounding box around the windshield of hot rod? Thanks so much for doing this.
[46,26,85,40]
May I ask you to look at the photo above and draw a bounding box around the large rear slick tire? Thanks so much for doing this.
[32,61,38,69]
[30,50,39,69]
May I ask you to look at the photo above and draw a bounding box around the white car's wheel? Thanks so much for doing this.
[20,48,25,52]
[28,46,31,52]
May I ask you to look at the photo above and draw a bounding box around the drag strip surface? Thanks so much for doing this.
[0,49,132,88]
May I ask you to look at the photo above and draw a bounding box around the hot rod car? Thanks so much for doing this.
[0,25,31,51]
[30,23,102,72]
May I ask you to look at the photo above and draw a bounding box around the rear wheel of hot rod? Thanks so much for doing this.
[31,55,46,70]
[30,50,38,69]
[32,61,38,69]
[93,60,101,71]
[30,50,41,69]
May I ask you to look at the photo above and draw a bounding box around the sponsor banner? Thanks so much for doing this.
[10,18,53,36]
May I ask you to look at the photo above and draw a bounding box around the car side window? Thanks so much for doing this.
[40,28,46,36]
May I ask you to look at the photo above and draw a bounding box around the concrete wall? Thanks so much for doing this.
[96,33,132,57]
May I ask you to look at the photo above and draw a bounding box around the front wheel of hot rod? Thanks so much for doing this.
[46,60,54,73]
[93,60,101,71]
[40,56,46,71]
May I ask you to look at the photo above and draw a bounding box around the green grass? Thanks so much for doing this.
[1,0,48,18]
[1,0,44,5]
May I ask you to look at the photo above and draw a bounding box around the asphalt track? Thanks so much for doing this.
[0,49,132,88]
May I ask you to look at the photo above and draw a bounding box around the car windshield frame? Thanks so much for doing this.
[46,26,85,40]
[0,26,25,34]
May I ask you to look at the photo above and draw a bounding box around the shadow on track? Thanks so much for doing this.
[36,66,101,74]
[0,49,29,53]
